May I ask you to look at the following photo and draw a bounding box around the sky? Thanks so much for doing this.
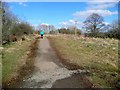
[7,0,118,29]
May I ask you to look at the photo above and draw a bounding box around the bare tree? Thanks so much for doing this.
[49,25,56,31]
[67,25,76,31]
[83,13,105,34]
[110,20,118,30]
[39,24,49,33]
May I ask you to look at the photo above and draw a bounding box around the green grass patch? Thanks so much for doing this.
[2,36,35,82]
[0,54,2,83]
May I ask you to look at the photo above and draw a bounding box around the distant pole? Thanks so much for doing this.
[74,20,77,36]
[49,25,50,34]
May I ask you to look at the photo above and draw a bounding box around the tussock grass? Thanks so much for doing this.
[48,34,119,88]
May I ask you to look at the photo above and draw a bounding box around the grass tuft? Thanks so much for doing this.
[48,34,119,88]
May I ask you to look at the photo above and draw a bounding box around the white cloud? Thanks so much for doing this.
[88,0,119,3]
[41,23,49,26]
[18,2,27,7]
[59,0,118,28]
[87,2,117,10]
[103,22,110,25]
[59,20,83,28]
[73,9,118,19]
[69,20,76,24]
[32,24,38,27]
[77,22,84,26]
[72,0,118,20]
[59,22,68,26]
[60,20,77,25]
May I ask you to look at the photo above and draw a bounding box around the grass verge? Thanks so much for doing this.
[47,34,119,88]
[2,35,39,88]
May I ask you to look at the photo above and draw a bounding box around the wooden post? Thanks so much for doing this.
[0,1,2,45]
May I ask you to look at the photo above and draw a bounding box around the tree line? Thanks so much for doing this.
[56,13,119,39]
[1,2,34,45]
[57,27,81,35]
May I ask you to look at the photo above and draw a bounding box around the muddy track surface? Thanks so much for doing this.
[14,37,93,88]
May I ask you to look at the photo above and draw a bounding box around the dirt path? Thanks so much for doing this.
[15,37,92,88]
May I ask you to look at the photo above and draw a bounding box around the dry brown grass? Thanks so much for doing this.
[48,34,119,88]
